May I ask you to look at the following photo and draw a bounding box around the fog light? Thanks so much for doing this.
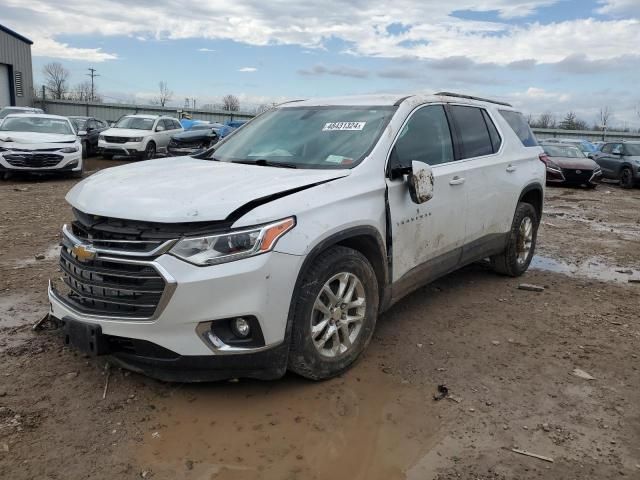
[230,317,251,338]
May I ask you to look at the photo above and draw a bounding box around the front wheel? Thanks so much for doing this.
[490,202,539,277]
[142,141,156,160]
[620,167,634,189]
[288,246,379,380]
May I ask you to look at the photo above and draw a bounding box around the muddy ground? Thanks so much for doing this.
[0,158,639,479]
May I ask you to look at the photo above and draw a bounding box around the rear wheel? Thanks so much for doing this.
[620,167,634,189]
[490,202,538,277]
[288,246,379,380]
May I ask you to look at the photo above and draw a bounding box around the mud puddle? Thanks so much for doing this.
[531,255,640,284]
[137,362,443,479]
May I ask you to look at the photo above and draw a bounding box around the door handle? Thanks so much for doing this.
[506,165,516,173]
[449,176,465,185]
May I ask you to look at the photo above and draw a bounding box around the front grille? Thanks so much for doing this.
[58,247,166,318]
[4,153,63,168]
[70,208,230,254]
[104,136,130,144]
[562,168,593,183]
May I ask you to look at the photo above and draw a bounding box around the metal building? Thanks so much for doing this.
[0,24,34,108]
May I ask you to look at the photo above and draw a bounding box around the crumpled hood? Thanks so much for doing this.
[0,132,77,146]
[548,156,599,170]
[66,157,350,222]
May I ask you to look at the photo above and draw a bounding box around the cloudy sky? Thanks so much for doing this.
[3,0,640,127]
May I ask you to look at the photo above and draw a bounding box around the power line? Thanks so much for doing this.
[86,68,100,101]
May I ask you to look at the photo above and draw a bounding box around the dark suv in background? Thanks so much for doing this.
[592,142,640,188]
[68,116,109,158]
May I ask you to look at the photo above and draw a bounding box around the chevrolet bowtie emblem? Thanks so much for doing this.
[71,244,96,262]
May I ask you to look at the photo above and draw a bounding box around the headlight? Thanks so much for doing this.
[170,217,296,266]
[99,135,105,141]
[59,146,79,153]
[129,137,143,142]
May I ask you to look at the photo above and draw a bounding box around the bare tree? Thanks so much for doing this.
[153,81,173,107]
[598,106,613,130]
[536,112,555,129]
[42,62,70,99]
[253,103,272,114]
[222,94,240,112]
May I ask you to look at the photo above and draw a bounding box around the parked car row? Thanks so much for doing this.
[539,138,639,189]
[0,109,246,178]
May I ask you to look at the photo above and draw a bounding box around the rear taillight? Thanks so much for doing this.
[539,153,550,165]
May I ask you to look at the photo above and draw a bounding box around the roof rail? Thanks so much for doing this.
[435,91,512,108]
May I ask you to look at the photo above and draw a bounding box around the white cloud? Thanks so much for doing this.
[3,0,639,65]
[198,48,216,52]
[596,0,640,16]
[238,67,257,72]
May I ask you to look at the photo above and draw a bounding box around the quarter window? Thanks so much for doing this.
[389,105,454,174]
[499,110,538,147]
[449,105,494,158]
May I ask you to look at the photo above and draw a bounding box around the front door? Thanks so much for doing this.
[385,104,467,286]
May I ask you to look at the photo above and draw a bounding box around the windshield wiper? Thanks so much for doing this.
[231,159,297,169]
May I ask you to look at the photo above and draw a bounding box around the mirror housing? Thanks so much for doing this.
[407,161,434,204]
[156,125,165,132]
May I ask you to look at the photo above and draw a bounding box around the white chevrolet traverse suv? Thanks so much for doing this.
[49,92,545,381]
[98,114,183,160]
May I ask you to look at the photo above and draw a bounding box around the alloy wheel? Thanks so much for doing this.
[516,216,533,266]
[310,272,366,358]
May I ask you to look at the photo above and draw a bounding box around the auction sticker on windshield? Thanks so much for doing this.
[323,122,366,131]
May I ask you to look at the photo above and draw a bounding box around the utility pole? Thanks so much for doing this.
[86,68,100,101]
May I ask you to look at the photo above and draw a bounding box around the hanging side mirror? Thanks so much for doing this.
[407,161,434,204]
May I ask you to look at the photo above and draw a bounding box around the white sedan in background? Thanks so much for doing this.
[0,114,83,179]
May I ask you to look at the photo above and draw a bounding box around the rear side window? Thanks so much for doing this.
[499,110,538,147]
[601,144,612,154]
[449,105,494,158]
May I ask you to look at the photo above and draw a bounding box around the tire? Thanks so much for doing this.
[81,141,89,159]
[143,141,156,160]
[620,167,634,189]
[490,202,539,277]
[288,246,379,380]
[70,160,84,179]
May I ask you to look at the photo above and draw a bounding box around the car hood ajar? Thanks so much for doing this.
[66,157,350,223]
[0,132,77,145]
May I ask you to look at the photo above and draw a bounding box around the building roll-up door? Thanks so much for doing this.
[0,64,11,108]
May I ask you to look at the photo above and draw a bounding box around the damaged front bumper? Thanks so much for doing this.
[48,244,304,381]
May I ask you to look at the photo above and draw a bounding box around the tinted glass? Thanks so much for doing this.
[601,144,612,153]
[624,143,640,155]
[390,105,454,171]
[211,106,396,169]
[482,110,502,152]
[450,105,493,158]
[499,110,538,147]
[612,144,622,154]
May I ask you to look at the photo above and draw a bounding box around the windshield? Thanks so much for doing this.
[0,116,74,135]
[563,141,595,153]
[70,118,87,131]
[114,116,155,130]
[542,145,584,158]
[624,143,640,155]
[210,106,396,169]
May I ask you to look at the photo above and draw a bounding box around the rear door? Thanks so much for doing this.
[386,104,467,284]
[596,143,618,178]
[447,105,513,258]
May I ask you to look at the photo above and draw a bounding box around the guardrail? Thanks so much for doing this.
[37,99,255,124]
[532,128,640,142]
